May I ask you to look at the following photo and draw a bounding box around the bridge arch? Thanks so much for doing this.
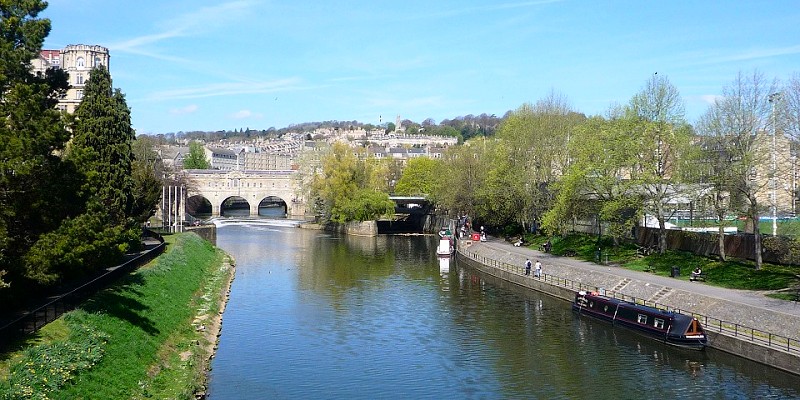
[221,196,251,217]
[183,170,306,217]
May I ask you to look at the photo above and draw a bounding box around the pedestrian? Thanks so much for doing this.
[534,260,542,278]
[525,259,532,275]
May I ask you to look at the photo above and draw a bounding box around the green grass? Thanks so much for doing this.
[0,232,231,400]
[518,232,800,292]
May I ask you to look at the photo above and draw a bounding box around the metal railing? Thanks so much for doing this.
[0,233,166,347]
[459,249,800,355]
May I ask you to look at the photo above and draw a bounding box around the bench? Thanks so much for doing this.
[690,273,707,282]
[644,265,656,273]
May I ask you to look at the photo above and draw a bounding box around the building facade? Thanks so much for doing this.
[32,44,110,113]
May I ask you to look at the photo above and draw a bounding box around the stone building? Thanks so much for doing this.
[31,44,110,113]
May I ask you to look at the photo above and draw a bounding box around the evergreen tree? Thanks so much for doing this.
[24,67,140,283]
[0,1,74,291]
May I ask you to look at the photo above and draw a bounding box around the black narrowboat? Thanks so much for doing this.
[572,291,707,350]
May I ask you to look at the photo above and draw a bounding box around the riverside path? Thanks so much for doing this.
[457,235,800,375]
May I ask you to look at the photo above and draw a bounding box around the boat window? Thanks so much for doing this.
[654,318,665,329]
[589,301,594,308]
[637,314,647,324]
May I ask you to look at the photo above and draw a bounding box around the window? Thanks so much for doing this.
[76,57,85,68]
[637,314,647,324]
[76,90,83,100]
[654,318,665,329]
[76,73,83,85]
[94,56,102,67]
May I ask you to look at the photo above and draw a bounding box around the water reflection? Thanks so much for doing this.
[208,226,800,400]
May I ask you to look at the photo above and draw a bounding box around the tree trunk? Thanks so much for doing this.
[751,205,762,270]
[657,216,667,255]
[717,215,727,262]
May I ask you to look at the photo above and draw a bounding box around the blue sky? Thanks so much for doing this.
[41,1,800,135]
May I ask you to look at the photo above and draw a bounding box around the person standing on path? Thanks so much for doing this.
[525,259,532,275]
[534,260,542,278]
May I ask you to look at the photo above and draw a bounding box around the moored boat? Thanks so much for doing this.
[436,237,454,257]
[572,291,707,350]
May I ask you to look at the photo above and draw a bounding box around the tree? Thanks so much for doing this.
[131,135,164,223]
[183,141,210,169]
[25,66,140,283]
[493,93,584,231]
[0,0,74,290]
[627,74,693,254]
[546,115,642,246]
[310,142,394,223]
[698,70,777,269]
[394,157,442,196]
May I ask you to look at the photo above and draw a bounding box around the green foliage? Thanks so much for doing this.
[0,1,77,291]
[182,141,209,169]
[130,136,164,223]
[311,142,395,223]
[0,233,229,399]
[0,324,109,400]
[394,157,441,196]
[331,189,395,223]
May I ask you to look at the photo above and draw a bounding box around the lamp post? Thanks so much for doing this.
[769,92,782,236]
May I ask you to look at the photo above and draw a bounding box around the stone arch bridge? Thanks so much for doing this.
[183,170,306,217]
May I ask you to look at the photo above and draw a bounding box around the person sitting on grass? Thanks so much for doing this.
[690,267,702,281]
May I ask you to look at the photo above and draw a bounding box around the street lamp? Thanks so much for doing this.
[769,92,782,236]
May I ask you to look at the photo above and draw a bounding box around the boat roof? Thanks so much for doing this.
[581,292,677,317]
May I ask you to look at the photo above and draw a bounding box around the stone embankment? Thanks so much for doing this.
[457,238,800,376]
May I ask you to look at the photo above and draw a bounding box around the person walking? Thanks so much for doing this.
[525,259,532,275]
[534,260,542,278]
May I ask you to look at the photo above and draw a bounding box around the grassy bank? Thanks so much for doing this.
[0,232,233,400]
[522,233,800,299]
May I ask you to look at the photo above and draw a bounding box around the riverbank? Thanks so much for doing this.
[457,237,800,376]
[0,232,234,399]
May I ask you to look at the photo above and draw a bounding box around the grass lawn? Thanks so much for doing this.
[0,232,232,400]
[520,232,800,297]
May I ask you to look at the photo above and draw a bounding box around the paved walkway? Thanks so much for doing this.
[460,236,800,341]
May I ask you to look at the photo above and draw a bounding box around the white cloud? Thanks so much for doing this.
[148,78,304,101]
[109,1,260,55]
[231,109,263,119]
[169,104,199,115]
[698,94,723,105]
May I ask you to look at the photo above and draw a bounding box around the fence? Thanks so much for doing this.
[0,232,166,347]
[459,249,800,355]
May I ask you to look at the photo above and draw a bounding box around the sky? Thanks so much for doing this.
[40,0,800,135]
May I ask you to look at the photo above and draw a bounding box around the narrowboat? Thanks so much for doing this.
[572,291,707,350]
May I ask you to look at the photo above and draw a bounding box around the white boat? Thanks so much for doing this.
[436,237,454,257]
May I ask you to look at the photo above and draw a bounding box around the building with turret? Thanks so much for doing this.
[31,44,110,113]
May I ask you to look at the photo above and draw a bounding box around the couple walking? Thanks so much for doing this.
[525,259,541,278]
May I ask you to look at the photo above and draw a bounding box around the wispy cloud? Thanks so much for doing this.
[148,78,304,101]
[698,94,723,105]
[418,0,564,19]
[109,1,259,54]
[231,109,263,120]
[690,45,800,66]
[169,104,199,115]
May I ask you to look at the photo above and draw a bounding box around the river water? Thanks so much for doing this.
[207,223,800,399]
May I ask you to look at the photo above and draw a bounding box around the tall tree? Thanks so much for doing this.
[131,135,164,223]
[493,93,583,231]
[627,74,692,254]
[24,67,140,283]
[699,70,777,269]
[0,0,73,291]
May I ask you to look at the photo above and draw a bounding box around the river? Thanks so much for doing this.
[207,222,800,399]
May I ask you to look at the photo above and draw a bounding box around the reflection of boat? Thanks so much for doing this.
[439,256,450,275]
[573,291,707,350]
[436,237,454,257]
